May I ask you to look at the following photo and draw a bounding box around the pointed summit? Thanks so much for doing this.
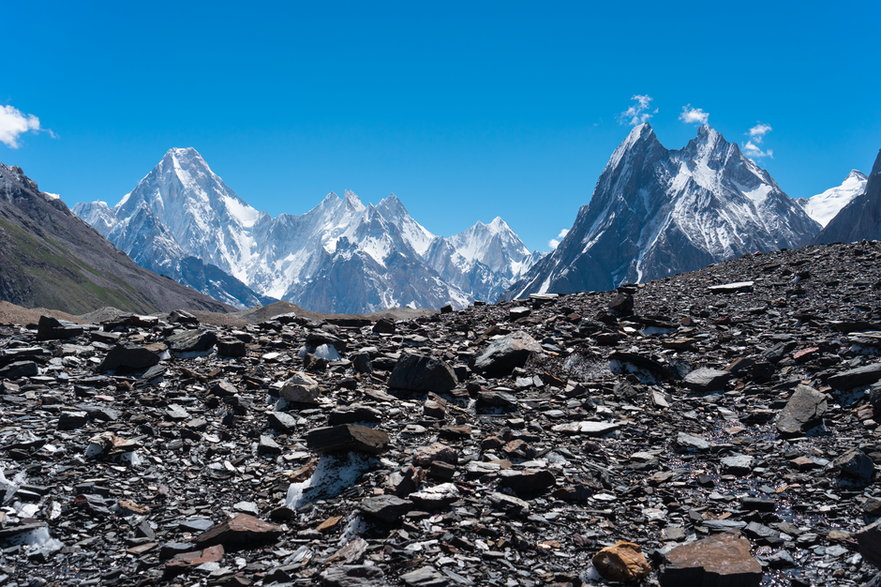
[605,122,665,172]
[798,167,869,227]
[816,150,881,241]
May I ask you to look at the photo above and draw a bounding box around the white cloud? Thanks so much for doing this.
[619,95,657,126]
[743,140,773,159]
[748,123,772,139]
[742,122,773,158]
[0,105,44,148]
[679,105,710,125]
[548,228,569,250]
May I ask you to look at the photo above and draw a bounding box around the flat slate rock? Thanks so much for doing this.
[195,514,282,549]
[708,281,754,293]
[660,532,762,587]
[306,424,389,455]
[320,564,386,587]
[827,362,881,389]
[683,368,731,391]
[400,565,448,587]
[551,421,620,436]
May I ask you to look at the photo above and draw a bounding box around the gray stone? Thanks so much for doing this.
[776,384,827,436]
[474,331,543,377]
[828,362,881,390]
[683,368,731,391]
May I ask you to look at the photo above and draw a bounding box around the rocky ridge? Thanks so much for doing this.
[1,242,881,585]
[0,163,233,315]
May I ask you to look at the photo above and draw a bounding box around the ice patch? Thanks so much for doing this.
[298,344,340,361]
[284,453,377,509]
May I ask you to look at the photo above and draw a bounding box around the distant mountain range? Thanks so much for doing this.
[506,124,824,298]
[2,124,869,317]
[0,163,232,315]
[75,148,540,312]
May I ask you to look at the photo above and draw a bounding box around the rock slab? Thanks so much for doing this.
[660,532,762,587]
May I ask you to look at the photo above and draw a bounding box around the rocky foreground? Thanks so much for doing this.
[2,242,881,586]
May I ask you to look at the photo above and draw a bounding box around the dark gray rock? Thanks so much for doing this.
[36,315,83,341]
[167,329,217,353]
[98,345,161,373]
[388,353,457,393]
[827,363,881,390]
[359,495,412,523]
[306,424,389,455]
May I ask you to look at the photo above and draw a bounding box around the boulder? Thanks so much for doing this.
[98,345,161,373]
[592,541,650,582]
[388,353,457,393]
[167,329,217,353]
[280,371,321,405]
[776,384,827,436]
[474,331,543,377]
[36,315,83,341]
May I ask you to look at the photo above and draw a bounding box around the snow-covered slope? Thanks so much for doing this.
[75,148,538,313]
[816,150,881,244]
[506,123,821,298]
[797,170,867,227]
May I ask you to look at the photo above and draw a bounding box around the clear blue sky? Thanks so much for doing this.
[3,1,879,251]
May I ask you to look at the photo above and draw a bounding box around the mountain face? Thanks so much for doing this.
[0,163,233,314]
[507,124,821,298]
[797,170,867,227]
[816,150,881,243]
[75,148,538,313]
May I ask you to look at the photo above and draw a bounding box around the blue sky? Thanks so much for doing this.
[3,1,879,250]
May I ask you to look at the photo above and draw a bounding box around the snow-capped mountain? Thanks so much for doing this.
[506,123,821,298]
[797,170,867,227]
[816,150,881,244]
[75,148,538,313]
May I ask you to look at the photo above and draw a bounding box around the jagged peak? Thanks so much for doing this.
[376,193,410,217]
[606,122,664,171]
[473,216,511,233]
[343,190,366,210]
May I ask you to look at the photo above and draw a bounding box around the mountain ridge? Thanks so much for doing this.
[75,148,540,312]
[505,123,821,298]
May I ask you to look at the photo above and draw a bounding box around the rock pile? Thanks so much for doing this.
[1,241,881,585]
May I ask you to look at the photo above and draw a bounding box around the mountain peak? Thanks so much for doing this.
[606,122,664,171]
[376,193,409,217]
[343,190,366,210]
[848,169,867,180]
[162,147,207,167]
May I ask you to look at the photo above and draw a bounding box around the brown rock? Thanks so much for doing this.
[592,541,650,583]
[166,544,225,569]
[660,532,762,587]
[195,514,283,549]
